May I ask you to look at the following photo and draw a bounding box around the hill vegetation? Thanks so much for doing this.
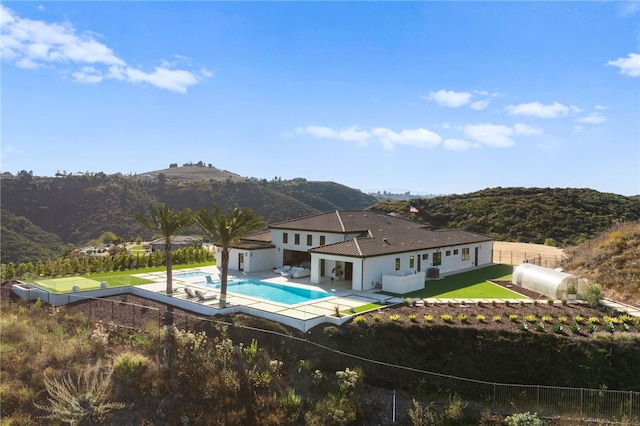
[372,187,640,247]
[1,167,378,264]
[562,221,640,303]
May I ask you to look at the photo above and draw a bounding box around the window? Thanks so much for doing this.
[294,233,300,245]
[320,235,326,245]
[453,249,459,255]
[282,233,288,244]
[409,256,414,268]
[307,234,313,246]
[395,258,401,270]
[422,253,429,260]
[433,252,442,266]
[446,250,451,256]
[462,247,470,261]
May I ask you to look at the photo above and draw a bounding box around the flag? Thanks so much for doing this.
[409,205,418,213]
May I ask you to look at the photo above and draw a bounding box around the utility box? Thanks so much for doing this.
[427,268,440,279]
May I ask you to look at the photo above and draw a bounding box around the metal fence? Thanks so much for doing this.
[493,250,563,268]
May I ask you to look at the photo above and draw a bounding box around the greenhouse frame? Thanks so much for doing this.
[512,263,586,300]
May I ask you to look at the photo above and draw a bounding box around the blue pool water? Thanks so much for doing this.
[205,279,331,305]
[174,271,209,279]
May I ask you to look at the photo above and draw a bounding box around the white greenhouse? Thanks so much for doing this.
[512,263,586,300]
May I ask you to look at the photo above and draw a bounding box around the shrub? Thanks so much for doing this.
[547,298,554,305]
[353,315,366,325]
[441,314,453,323]
[423,314,434,323]
[34,363,124,425]
[476,315,486,323]
[505,411,546,426]
[389,314,401,322]
[524,315,537,323]
[517,322,528,331]
[587,324,598,334]
[570,324,581,334]
[552,324,564,334]
[535,322,545,332]
[558,316,568,324]
[573,315,585,324]
[585,283,601,308]
[588,316,601,324]
[561,298,568,306]
[541,315,553,323]
[372,314,382,322]
[619,314,635,324]
[604,322,615,333]
[408,399,437,426]
[112,352,149,385]
[457,314,468,323]
[493,315,502,322]
[509,315,519,322]
[408,314,418,323]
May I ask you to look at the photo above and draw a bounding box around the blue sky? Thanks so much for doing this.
[2,2,639,196]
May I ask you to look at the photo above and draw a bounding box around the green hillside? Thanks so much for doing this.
[372,187,640,247]
[1,168,378,264]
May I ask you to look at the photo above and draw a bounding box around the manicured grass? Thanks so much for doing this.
[341,303,384,315]
[385,264,525,299]
[26,262,216,294]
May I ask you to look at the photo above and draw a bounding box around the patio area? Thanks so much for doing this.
[133,266,402,332]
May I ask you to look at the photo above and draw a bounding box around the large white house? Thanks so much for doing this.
[216,210,494,293]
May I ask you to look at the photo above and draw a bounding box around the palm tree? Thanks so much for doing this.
[195,204,265,307]
[135,203,194,295]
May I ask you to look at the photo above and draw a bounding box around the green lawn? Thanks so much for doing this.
[385,264,525,299]
[26,261,216,294]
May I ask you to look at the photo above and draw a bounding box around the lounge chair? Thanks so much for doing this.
[195,289,217,301]
[205,275,215,285]
[184,287,197,298]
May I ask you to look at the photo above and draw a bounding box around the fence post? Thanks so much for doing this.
[580,388,583,417]
[493,383,497,408]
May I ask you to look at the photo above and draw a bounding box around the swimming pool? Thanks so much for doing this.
[174,271,209,279]
[205,279,331,305]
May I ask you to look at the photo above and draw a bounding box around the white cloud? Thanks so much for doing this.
[506,101,570,118]
[0,5,208,93]
[513,123,543,135]
[594,105,608,111]
[295,126,337,139]
[425,90,472,108]
[470,100,489,110]
[295,125,441,150]
[576,113,607,124]
[72,66,103,84]
[443,138,477,151]
[463,124,515,147]
[607,53,640,77]
[371,127,442,149]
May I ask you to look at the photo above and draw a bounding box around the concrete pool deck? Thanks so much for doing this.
[132,266,403,332]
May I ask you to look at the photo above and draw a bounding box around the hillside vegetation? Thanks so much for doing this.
[563,221,640,304]
[1,168,378,264]
[372,187,640,247]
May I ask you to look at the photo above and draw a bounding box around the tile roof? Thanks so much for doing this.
[271,210,493,258]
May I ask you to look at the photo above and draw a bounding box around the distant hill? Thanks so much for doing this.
[137,162,247,182]
[0,168,378,264]
[370,187,640,247]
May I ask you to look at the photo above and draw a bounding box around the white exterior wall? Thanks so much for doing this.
[223,247,277,273]
[417,241,493,275]
[271,229,347,267]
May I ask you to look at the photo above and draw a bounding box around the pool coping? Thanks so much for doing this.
[131,266,402,331]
